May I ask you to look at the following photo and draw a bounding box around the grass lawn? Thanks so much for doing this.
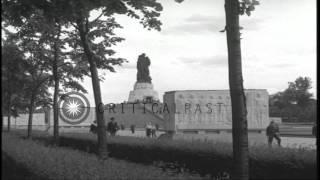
[2,132,203,180]
[5,129,317,180]
[2,151,44,180]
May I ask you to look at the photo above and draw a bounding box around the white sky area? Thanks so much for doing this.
[79,0,316,106]
[3,0,316,106]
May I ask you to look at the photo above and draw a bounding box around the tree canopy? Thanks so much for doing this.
[269,76,316,122]
[2,0,166,157]
[2,40,28,117]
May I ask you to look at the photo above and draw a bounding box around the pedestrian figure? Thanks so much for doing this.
[312,123,317,145]
[151,124,156,138]
[107,117,119,136]
[145,122,152,137]
[90,120,97,134]
[130,124,135,134]
[312,123,317,136]
[266,121,281,147]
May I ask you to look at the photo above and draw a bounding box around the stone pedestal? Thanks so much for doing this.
[128,82,159,102]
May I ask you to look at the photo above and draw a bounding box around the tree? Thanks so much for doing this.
[2,0,163,159]
[223,0,259,179]
[27,9,88,144]
[22,51,52,139]
[3,7,88,142]
[1,40,27,131]
[224,1,247,179]
[2,32,52,137]
[175,0,259,178]
[9,25,54,138]
[62,0,162,159]
[285,77,313,108]
[269,76,315,122]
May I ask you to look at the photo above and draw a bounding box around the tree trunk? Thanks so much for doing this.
[7,94,12,132]
[53,39,60,144]
[7,69,12,132]
[224,0,249,179]
[27,93,35,138]
[78,20,108,159]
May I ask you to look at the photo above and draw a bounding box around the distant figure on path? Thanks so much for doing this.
[90,120,97,134]
[312,123,317,145]
[266,121,281,147]
[312,123,317,136]
[107,117,119,136]
[145,122,152,137]
[151,124,156,138]
[130,124,135,134]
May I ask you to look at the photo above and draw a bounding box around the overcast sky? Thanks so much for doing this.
[80,0,316,105]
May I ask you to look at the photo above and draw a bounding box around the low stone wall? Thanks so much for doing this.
[3,113,47,126]
[269,117,282,124]
[163,89,270,131]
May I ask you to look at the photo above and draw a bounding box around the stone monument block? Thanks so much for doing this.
[163,89,269,132]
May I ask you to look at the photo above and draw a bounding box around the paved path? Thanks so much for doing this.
[173,132,316,149]
[59,128,316,149]
[10,126,317,149]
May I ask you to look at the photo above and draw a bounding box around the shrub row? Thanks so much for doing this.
[10,130,318,180]
[61,133,317,180]
[2,133,202,180]
[57,133,233,177]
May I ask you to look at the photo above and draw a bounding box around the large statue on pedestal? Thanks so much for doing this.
[137,53,152,83]
[128,53,159,103]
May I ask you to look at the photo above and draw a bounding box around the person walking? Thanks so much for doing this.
[130,124,135,134]
[312,123,317,145]
[151,125,157,138]
[107,117,119,136]
[90,120,97,134]
[145,122,152,138]
[312,123,317,136]
[266,121,281,147]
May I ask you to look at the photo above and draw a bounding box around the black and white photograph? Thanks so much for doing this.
[1,0,317,179]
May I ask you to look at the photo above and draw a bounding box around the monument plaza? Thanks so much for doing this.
[3,54,315,149]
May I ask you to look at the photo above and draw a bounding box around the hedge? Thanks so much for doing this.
[10,130,317,180]
[62,133,317,179]
[2,133,203,180]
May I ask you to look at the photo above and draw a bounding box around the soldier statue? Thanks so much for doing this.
[137,53,152,83]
